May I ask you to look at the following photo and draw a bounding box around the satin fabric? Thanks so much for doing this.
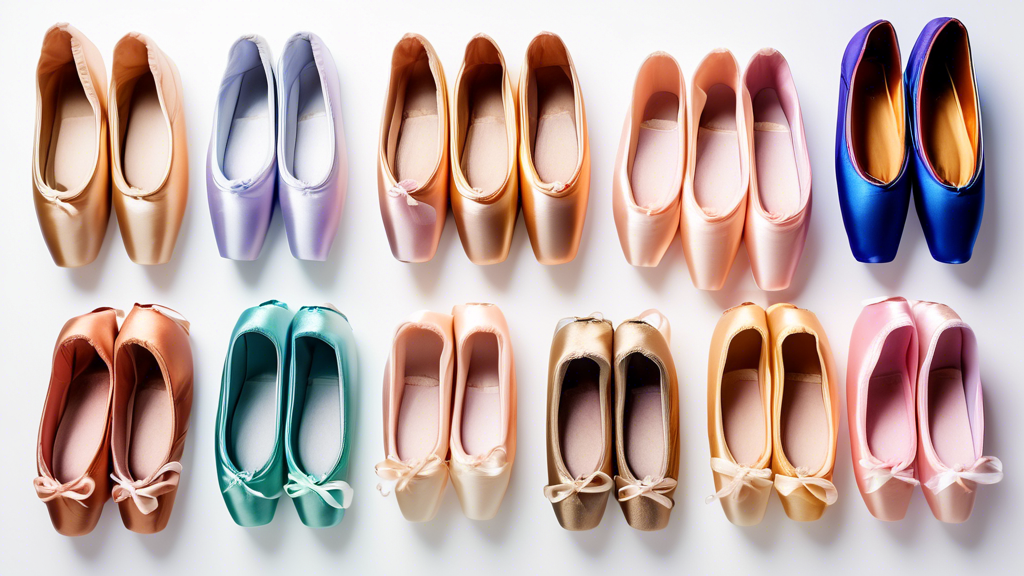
[33,24,110,268]
[215,301,292,527]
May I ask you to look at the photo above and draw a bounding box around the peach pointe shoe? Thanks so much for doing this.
[847,297,919,521]
[450,35,520,265]
[375,311,455,522]
[543,314,614,530]
[612,52,686,267]
[706,303,774,526]
[35,308,119,536]
[613,310,679,531]
[911,301,1002,523]
[681,49,752,290]
[33,24,110,268]
[449,304,516,519]
[767,303,839,521]
[518,32,591,265]
[378,34,449,263]
[742,49,812,291]
[110,304,193,533]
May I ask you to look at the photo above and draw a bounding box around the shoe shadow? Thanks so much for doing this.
[408,488,461,546]
[564,500,613,556]
[633,230,682,293]
[69,501,118,558]
[142,200,197,290]
[67,220,118,291]
[950,97,998,287]
[405,212,459,296]
[230,209,286,286]
[479,218,531,291]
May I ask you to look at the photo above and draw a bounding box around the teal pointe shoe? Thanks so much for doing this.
[215,300,294,526]
[284,305,358,528]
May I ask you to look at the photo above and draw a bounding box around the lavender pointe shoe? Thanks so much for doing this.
[277,32,347,261]
[207,35,278,261]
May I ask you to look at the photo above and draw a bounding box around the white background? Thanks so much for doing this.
[1,0,1019,574]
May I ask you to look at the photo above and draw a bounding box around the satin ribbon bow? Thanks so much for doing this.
[924,456,1003,494]
[615,475,677,509]
[284,473,353,509]
[222,469,281,500]
[704,458,774,504]
[543,471,614,503]
[374,454,447,496]
[858,458,919,493]
[387,179,437,226]
[773,468,839,505]
[110,461,182,515]
[452,446,508,477]
[34,475,95,507]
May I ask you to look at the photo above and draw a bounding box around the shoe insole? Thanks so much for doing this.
[780,373,828,471]
[721,369,764,466]
[44,63,95,193]
[460,66,507,193]
[753,88,801,217]
[532,66,578,184]
[290,62,330,184]
[850,61,903,184]
[297,338,342,478]
[223,67,270,181]
[630,91,680,209]
[52,356,109,484]
[228,333,278,473]
[460,333,501,456]
[694,83,742,216]
[623,354,664,479]
[558,358,602,478]
[395,59,439,184]
[126,348,172,480]
[928,326,976,467]
[921,64,976,187]
[123,73,169,191]
[865,325,914,462]
[396,329,443,462]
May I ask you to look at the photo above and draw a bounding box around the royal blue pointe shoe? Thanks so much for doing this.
[836,20,912,263]
[906,18,984,264]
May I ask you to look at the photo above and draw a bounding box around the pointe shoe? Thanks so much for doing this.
[847,297,919,521]
[449,304,516,519]
[518,32,591,265]
[743,49,812,291]
[284,305,357,528]
[276,32,347,261]
[215,300,292,527]
[207,35,278,261]
[767,303,839,521]
[543,313,614,530]
[681,49,752,290]
[836,21,912,263]
[911,301,1002,523]
[33,23,110,268]
[110,33,188,265]
[376,311,455,522]
[907,18,985,264]
[110,304,192,533]
[34,308,119,536]
[450,35,519,265]
[706,303,773,526]
[378,34,449,263]
[612,52,686,267]
[613,310,679,531]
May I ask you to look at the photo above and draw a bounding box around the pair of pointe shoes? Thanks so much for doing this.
[848,297,1002,523]
[34,305,193,536]
[707,303,839,524]
[207,33,347,261]
[33,24,187,267]
[544,310,679,531]
[375,304,516,521]
[378,32,590,265]
[614,49,811,291]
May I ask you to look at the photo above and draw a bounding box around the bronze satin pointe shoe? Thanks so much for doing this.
[706,303,774,526]
[767,303,839,521]
[109,304,193,533]
[378,34,450,263]
[543,314,614,530]
[34,308,120,536]
[33,23,110,268]
[518,32,591,264]
[450,35,519,265]
[110,33,188,265]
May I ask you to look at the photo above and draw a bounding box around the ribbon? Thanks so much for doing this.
[284,472,353,509]
[386,179,436,226]
[543,471,613,503]
[615,475,677,509]
[222,469,281,500]
[924,456,1003,494]
[34,475,95,507]
[858,458,919,493]
[110,461,182,515]
[773,468,838,505]
[704,458,773,504]
[374,454,447,496]
[541,181,567,193]
[451,446,508,477]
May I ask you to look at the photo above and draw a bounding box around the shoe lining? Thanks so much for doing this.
[395,58,439,184]
[779,334,828,472]
[920,24,978,188]
[865,326,914,462]
[123,73,169,191]
[295,337,342,478]
[558,358,601,478]
[52,342,109,484]
[531,66,577,183]
[753,88,800,217]
[227,332,278,473]
[630,91,680,209]
[459,64,508,194]
[694,83,742,216]
[43,63,95,193]
[222,67,270,181]
[395,328,442,462]
[460,333,501,456]
[623,354,664,479]
[928,329,976,467]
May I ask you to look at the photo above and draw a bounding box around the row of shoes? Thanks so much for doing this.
[837,18,985,264]
[34,305,193,536]
[614,48,811,291]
